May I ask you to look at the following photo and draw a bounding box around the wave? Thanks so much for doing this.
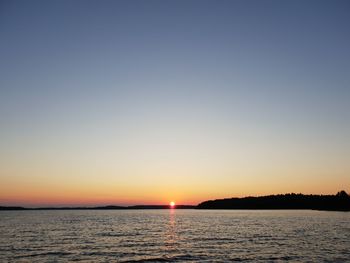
[120,254,207,262]
[14,251,72,258]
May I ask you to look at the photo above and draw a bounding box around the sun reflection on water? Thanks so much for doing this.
[164,209,178,253]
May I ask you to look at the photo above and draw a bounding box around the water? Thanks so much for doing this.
[0,210,349,262]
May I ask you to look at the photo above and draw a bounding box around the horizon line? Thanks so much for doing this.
[1,190,347,209]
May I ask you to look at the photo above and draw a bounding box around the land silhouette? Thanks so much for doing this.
[1,191,349,211]
[0,205,195,210]
[197,191,350,211]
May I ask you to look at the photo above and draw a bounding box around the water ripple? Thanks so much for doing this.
[0,210,349,262]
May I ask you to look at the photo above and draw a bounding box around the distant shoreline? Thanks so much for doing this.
[1,191,349,211]
[1,207,349,212]
[0,207,348,212]
[0,205,196,211]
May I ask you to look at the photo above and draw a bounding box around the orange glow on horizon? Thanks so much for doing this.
[170,201,175,208]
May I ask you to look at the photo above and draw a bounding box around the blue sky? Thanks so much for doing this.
[0,0,349,205]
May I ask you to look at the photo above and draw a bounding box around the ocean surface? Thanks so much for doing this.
[0,210,349,262]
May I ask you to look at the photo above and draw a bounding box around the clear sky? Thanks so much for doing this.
[1,0,349,206]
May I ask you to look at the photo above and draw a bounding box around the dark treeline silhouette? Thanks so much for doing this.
[1,191,349,211]
[197,191,350,211]
[0,206,27,210]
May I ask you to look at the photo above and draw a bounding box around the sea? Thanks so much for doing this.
[0,210,349,262]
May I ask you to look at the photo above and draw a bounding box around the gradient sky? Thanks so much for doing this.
[1,0,349,206]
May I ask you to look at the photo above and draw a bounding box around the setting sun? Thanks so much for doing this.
[170,201,175,208]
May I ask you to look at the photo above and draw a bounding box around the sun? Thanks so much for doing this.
[169,201,175,208]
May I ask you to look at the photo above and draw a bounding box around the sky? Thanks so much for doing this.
[1,0,349,206]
